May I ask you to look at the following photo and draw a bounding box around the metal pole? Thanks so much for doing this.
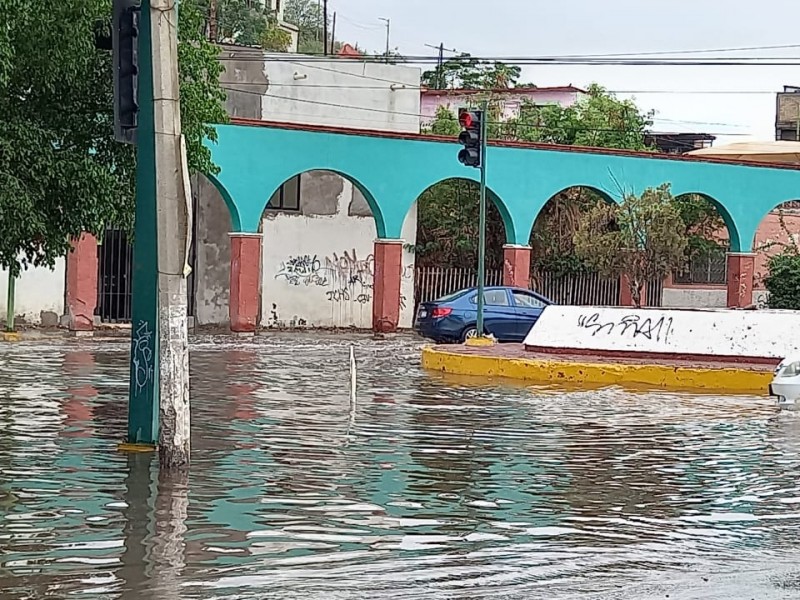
[127,0,160,449]
[323,0,328,55]
[476,101,488,337]
[379,18,390,62]
[5,270,15,333]
[330,11,336,54]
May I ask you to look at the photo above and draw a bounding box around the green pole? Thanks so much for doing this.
[5,270,15,333]
[127,0,160,446]
[476,100,488,337]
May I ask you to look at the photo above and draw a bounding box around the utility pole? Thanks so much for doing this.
[323,0,328,55]
[330,11,336,55]
[121,0,192,469]
[150,0,192,469]
[5,271,15,333]
[379,17,390,62]
[208,0,217,41]
[424,42,458,89]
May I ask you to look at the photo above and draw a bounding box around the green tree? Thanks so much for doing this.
[283,0,325,54]
[198,0,291,50]
[764,251,800,309]
[574,184,688,307]
[0,0,226,275]
[422,54,521,90]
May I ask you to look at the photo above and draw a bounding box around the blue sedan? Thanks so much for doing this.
[414,286,553,343]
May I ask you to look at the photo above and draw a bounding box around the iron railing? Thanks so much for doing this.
[673,253,727,285]
[96,228,133,323]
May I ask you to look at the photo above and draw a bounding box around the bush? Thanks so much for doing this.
[764,252,800,309]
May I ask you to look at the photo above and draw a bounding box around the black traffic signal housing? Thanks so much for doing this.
[113,0,141,144]
[457,109,482,168]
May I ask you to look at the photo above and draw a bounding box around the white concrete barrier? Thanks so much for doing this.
[523,306,800,359]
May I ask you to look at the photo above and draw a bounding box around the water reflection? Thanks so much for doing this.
[1,334,800,598]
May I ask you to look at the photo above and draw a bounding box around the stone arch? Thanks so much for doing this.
[205,173,243,232]
[262,169,387,239]
[525,185,614,244]
[673,192,741,253]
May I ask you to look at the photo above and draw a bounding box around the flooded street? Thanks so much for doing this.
[2,333,800,599]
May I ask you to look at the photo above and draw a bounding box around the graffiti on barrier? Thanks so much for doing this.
[577,312,674,344]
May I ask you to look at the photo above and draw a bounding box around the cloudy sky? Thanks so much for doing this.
[326,0,800,144]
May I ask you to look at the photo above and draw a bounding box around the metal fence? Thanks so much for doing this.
[96,228,134,323]
[530,270,620,306]
[414,267,504,306]
[673,253,727,285]
[414,266,665,308]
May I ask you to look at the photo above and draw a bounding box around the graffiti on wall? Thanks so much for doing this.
[577,312,674,344]
[275,248,412,309]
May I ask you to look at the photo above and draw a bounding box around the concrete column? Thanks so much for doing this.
[503,245,531,288]
[65,233,98,332]
[619,274,646,307]
[372,239,404,333]
[229,233,262,333]
[726,252,756,308]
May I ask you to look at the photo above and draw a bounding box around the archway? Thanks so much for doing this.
[410,178,511,307]
[665,193,735,309]
[527,186,618,305]
[751,200,800,309]
[260,170,413,330]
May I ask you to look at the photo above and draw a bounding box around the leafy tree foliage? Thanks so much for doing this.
[0,0,226,275]
[764,251,800,309]
[422,54,521,90]
[574,184,688,307]
[198,0,291,50]
[283,0,325,54]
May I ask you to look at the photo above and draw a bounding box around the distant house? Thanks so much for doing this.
[420,86,586,128]
[645,132,716,154]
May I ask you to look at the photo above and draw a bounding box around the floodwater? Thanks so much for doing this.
[1,333,800,600]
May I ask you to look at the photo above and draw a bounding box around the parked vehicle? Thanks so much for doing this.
[414,286,553,343]
[770,354,800,410]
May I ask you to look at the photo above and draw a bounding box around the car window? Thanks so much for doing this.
[513,291,546,309]
[469,290,510,306]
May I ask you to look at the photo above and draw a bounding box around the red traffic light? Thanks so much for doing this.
[461,110,482,129]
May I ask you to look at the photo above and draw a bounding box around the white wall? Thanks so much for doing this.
[523,305,800,359]
[261,53,421,132]
[262,176,416,329]
[0,260,65,325]
[662,288,727,309]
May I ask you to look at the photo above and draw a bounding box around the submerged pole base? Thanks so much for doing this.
[117,442,158,453]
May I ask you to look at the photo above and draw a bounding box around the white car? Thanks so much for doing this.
[770,354,800,410]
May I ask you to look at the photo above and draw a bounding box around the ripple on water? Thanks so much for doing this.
[1,333,800,599]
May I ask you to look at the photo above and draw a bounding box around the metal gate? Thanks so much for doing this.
[97,228,133,323]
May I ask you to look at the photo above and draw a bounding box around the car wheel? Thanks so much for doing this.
[461,327,479,343]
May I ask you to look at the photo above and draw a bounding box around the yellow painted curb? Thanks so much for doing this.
[1,332,21,342]
[464,336,496,348]
[421,346,773,394]
[117,443,157,453]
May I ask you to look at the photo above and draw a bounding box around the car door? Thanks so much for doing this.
[511,290,548,340]
[472,289,518,340]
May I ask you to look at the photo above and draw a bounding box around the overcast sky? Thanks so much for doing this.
[327,0,800,144]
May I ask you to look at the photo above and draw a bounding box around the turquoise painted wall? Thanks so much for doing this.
[205,123,800,252]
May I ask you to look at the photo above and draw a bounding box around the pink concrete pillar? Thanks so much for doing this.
[726,252,756,308]
[65,233,98,332]
[619,274,646,307]
[229,233,262,333]
[372,239,403,333]
[503,245,532,288]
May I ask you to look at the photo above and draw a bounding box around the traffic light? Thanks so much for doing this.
[113,0,141,144]
[457,108,482,168]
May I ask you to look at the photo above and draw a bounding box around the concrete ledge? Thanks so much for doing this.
[421,346,774,394]
[1,332,21,342]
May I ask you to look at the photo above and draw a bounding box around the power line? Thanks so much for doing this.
[220,80,780,95]
[219,86,753,135]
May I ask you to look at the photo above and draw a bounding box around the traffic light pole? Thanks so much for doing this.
[476,100,489,338]
[123,0,192,469]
